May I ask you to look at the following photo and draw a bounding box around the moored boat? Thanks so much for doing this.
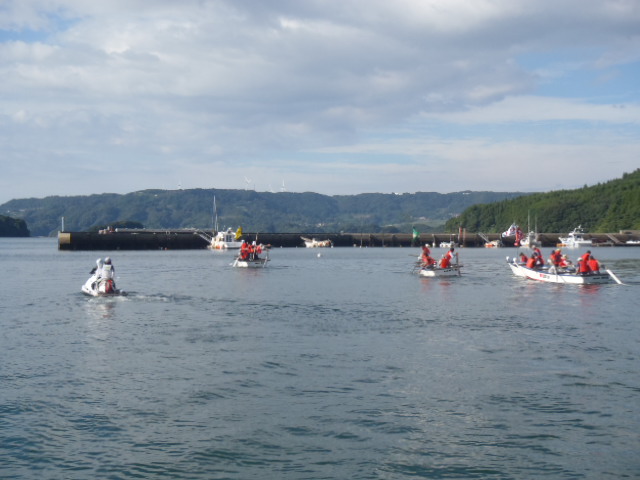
[210,227,244,249]
[301,237,332,248]
[557,225,592,248]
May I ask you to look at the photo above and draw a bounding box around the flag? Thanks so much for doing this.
[235,227,243,240]
[412,227,419,239]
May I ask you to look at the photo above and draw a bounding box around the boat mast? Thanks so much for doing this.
[213,196,218,233]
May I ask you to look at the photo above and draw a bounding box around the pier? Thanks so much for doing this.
[57,229,640,250]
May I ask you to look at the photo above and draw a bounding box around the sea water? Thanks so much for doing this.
[1,238,639,479]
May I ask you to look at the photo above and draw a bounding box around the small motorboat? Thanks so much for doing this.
[506,256,617,284]
[81,273,124,296]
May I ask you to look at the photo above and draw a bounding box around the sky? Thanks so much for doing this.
[1,0,639,204]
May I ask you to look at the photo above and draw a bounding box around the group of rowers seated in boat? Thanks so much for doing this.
[519,248,601,275]
[420,245,457,269]
[239,240,265,260]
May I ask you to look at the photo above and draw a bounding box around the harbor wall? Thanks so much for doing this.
[57,230,640,250]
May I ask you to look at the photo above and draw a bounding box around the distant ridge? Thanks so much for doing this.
[0,189,527,237]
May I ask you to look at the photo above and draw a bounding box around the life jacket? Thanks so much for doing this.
[102,264,114,279]
[579,254,591,273]
[526,257,537,269]
[588,258,600,272]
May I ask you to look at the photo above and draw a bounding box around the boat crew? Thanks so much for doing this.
[102,257,115,278]
[579,251,592,275]
[549,249,563,267]
[519,252,528,264]
[440,247,456,268]
[588,255,600,274]
[240,240,250,260]
[532,246,544,264]
[421,244,436,267]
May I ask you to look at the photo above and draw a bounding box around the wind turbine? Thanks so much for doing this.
[244,177,253,190]
[280,180,286,192]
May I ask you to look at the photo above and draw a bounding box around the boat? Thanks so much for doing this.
[81,273,124,296]
[233,251,269,268]
[506,256,613,284]
[484,239,502,248]
[557,226,592,248]
[418,264,462,277]
[210,227,244,249]
[301,237,332,248]
[417,249,462,277]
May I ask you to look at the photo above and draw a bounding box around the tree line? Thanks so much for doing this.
[444,169,640,233]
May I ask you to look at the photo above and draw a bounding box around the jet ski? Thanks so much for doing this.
[81,258,125,296]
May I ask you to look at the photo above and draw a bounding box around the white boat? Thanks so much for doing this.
[210,227,244,249]
[232,250,269,268]
[557,226,592,248]
[520,231,539,248]
[484,239,502,248]
[81,273,124,296]
[506,257,612,284]
[301,237,332,248]
[418,264,462,277]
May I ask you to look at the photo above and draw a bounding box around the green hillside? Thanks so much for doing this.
[0,215,30,237]
[444,169,640,233]
[0,189,526,237]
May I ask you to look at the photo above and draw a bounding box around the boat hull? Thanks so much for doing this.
[233,256,269,268]
[81,276,124,296]
[507,258,611,284]
[419,265,462,277]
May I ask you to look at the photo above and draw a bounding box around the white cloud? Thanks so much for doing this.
[0,0,639,203]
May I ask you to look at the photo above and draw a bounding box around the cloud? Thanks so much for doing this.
[0,0,639,203]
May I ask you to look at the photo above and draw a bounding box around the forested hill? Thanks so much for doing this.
[0,215,30,237]
[1,189,526,237]
[444,169,640,233]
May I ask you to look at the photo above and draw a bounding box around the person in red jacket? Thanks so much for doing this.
[579,250,592,275]
[240,240,250,260]
[526,252,540,269]
[532,246,544,265]
[440,247,456,268]
[588,255,600,273]
[549,249,563,267]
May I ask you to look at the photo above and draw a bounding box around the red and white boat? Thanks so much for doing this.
[506,257,617,284]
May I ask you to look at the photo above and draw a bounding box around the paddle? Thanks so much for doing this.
[605,268,624,285]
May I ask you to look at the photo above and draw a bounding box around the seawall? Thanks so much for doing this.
[57,230,640,250]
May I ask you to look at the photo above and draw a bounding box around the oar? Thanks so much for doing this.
[605,268,624,285]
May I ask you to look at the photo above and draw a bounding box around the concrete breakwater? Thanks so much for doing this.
[57,230,639,250]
